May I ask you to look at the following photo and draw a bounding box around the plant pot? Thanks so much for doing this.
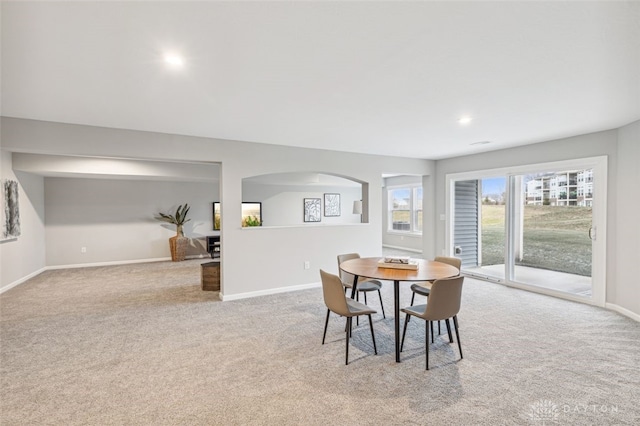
[169,235,189,262]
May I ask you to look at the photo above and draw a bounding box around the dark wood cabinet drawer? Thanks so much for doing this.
[201,261,220,291]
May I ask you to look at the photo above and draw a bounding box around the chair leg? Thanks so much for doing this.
[453,315,463,359]
[377,289,386,318]
[364,291,367,305]
[438,321,441,335]
[445,318,453,343]
[345,317,351,365]
[344,314,353,336]
[349,315,353,337]
[425,320,430,370]
[322,309,330,344]
[407,292,416,323]
[430,321,434,343]
[367,314,377,355]
[400,313,410,352]
[356,293,360,326]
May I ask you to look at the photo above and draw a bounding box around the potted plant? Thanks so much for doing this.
[156,204,191,261]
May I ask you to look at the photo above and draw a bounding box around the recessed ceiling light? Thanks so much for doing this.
[164,53,184,68]
[470,141,491,146]
[458,116,473,125]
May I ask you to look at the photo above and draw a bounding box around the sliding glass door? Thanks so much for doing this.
[510,171,593,296]
[448,157,606,306]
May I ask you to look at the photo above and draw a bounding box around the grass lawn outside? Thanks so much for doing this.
[481,205,592,277]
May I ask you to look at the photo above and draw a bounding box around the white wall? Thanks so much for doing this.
[1,117,433,298]
[2,117,638,319]
[0,150,46,291]
[432,128,640,318]
[243,182,361,226]
[44,177,219,266]
[615,120,640,316]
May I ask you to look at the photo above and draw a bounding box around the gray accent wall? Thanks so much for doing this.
[43,177,220,266]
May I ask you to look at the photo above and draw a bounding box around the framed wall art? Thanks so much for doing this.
[213,201,263,229]
[241,202,262,227]
[323,193,340,217]
[2,179,20,240]
[213,202,221,230]
[303,198,321,222]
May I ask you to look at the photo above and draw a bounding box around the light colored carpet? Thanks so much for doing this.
[1,259,639,425]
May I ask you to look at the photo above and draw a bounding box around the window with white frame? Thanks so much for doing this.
[388,186,422,233]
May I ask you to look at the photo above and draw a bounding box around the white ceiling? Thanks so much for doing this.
[11,153,220,182]
[1,1,638,160]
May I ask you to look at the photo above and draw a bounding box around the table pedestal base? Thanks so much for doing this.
[394,280,401,362]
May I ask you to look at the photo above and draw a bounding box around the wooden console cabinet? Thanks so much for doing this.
[201,261,220,291]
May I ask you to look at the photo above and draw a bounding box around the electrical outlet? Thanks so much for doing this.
[81,247,87,253]
[304,261,310,270]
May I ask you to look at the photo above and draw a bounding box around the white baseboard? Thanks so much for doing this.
[605,303,640,322]
[45,257,172,270]
[221,281,321,302]
[382,244,422,254]
[0,267,47,294]
[1,256,204,293]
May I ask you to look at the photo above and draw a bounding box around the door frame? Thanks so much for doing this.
[445,156,607,307]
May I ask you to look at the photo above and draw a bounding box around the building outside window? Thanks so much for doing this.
[525,169,593,206]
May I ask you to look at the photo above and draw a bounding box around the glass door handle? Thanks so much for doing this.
[589,227,596,240]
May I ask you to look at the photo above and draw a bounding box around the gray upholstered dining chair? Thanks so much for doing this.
[407,256,461,338]
[337,253,386,318]
[400,276,464,370]
[320,269,378,365]
[409,256,462,305]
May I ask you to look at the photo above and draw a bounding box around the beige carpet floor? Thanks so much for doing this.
[1,259,639,425]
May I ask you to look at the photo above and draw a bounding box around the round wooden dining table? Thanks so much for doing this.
[339,257,459,362]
